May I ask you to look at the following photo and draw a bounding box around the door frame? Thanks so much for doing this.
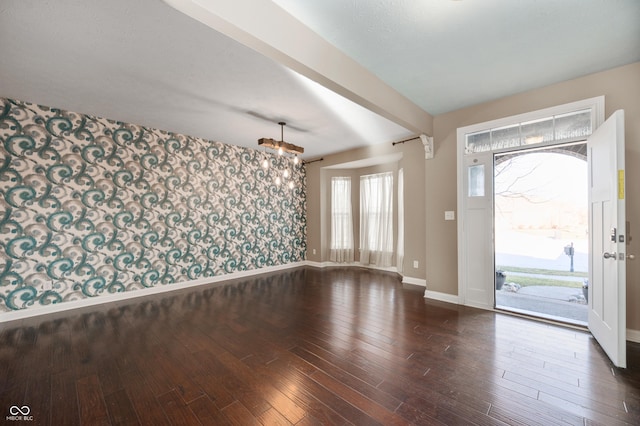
[456,97,605,309]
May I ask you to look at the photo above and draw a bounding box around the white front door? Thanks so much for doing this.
[588,110,626,368]
[459,152,494,309]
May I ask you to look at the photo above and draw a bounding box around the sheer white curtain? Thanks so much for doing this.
[396,168,404,273]
[360,172,393,267]
[330,176,354,262]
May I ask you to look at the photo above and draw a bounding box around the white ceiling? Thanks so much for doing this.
[1,0,638,160]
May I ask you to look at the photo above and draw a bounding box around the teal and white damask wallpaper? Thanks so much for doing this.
[0,98,306,312]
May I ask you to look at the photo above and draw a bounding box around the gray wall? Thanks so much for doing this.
[307,61,640,331]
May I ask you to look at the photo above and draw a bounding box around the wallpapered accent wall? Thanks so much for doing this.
[0,98,306,312]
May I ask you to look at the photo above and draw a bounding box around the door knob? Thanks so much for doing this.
[603,252,617,259]
[628,254,636,260]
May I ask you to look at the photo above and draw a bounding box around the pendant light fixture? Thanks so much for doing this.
[257,122,303,189]
[258,122,304,156]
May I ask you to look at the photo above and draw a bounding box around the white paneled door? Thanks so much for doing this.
[588,110,627,368]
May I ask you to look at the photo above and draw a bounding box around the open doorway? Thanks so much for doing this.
[494,143,588,325]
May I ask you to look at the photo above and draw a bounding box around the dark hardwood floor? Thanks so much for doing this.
[1,267,639,425]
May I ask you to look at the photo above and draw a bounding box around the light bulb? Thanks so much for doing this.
[288,181,294,189]
[262,158,269,169]
[293,156,299,165]
[278,146,283,156]
[275,176,281,185]
[283,169,289,178]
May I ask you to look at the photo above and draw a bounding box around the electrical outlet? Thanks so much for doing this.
[413,260,419,269]
[312,249,316,255]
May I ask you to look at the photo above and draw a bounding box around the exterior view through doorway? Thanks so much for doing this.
[494,143,588,325]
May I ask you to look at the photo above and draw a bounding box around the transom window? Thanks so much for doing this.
[465,109,592,154]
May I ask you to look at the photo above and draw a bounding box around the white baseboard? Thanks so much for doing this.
[304,261,398,274]
[306,261,425,289]
[402,276,427,287]
[424,289,460,305]
[627,328,640,343]
[0,262,306,323]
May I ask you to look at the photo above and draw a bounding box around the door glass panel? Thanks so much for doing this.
[521,117,554,145]
[466,131,491,154]
[468,164,485,197]
[491,125,520,150]
[555,109,591,141]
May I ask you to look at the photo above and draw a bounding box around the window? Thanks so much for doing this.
[360,172,393,267]
[330,177,354,262]
[465,108,593,154]
[468,164,485,197]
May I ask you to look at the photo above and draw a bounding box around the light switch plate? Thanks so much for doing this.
[445,211,455,221]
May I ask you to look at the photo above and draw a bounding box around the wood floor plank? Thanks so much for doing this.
[188,394,233,425]
[133,353,175,397]
[290,344,402,412]
[154,352,205,404]
[3,267,640,425]
[309,369,409,426]
[488,403,557,426]
[257,407,294,426]
[157,388,201,426]
[104,388,140,426]
[214,355,273,417]
[249,356,349,425]
[189,349,237,409]
[504,369,634,420]
[215,350,307,423]
[98,358,125,397]
[295,413,332,426]
[538,390,632,426]
[50,369,79,426]
[76,374,109,425]
[399,360,581,425]
[290,367,384,426]
[221,400,261,426]
[23,371,52,426]
[120,368,172,426]
[295,338,385,387]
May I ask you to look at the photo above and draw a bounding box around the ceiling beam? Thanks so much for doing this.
[163,0,433,135]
